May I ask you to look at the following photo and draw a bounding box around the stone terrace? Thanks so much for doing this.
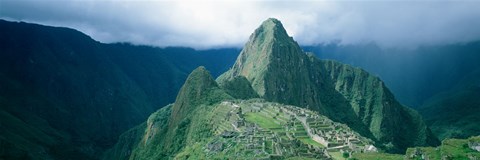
[205,100,377,159]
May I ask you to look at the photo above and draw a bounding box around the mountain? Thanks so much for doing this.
[218,18,438,152]
[104,67,233,159]
[418,69,480,140]
[302,35,480,144]
[104,67,380,159]
[104,79,478,159]
[104,18,440,160]
[0,20,238,159]
[5,18,465,159]
[303,42,480,108]
[217,19,363,131]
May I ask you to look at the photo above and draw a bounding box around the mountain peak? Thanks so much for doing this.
[259,18,284,32]
[169,66,218,127]
[264,17,281,24]
[250,18,291,45]
[223,18,305,97]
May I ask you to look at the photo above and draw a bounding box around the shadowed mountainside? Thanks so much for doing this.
[419,69,480,140]
[0,20,237,159]
[303,42,480,108]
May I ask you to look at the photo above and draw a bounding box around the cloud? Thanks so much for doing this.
[1,0,480,49]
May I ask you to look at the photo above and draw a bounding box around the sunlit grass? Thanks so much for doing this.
[330,151,345,160]
[298,137,326,148]
[351,152,404,160]
[244,112,282,129]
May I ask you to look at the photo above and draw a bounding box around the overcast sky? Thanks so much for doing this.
[1,0,480,49]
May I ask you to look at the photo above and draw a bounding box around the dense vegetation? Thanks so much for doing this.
[217,75,259,99]
[304,38,480,141]
[418,69,480,140]
[104,67,232,159]
[0,20,237,159]
[2,18,479,160]
[105,65,479,159]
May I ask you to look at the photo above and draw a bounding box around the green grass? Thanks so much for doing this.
[351,152,404,160]
[402,136,480,160]
[270,127,284,131]
[298,137,325,148]
[244,112,282,129]
[405,147,441,160]
[330,151,345,160]
[440,138,480,159]
[286,157,317,160]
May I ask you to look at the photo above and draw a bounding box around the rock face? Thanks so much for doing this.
[218,18,438,152]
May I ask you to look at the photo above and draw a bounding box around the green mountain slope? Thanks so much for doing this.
[104,67,233,159]
[419,70,480,140]
[105,18,441,160]
[218,18,438,152]
[0,20,237,159]
[303,42,480,108]
[104,67,379,159]
[218,75,259,99]
[106,98,383,159]
[322,60,439,152]
[109,63,468,159]
[217,19,367,137]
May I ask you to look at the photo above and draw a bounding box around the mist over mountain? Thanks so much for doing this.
[3,1,480,48]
